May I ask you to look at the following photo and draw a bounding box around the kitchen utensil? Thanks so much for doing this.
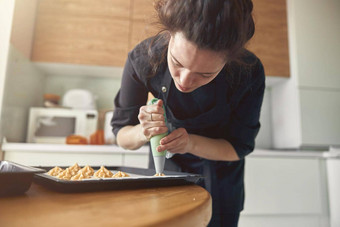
[148,98,168,174]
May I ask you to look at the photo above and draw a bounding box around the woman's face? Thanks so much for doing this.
[167,32,226,93]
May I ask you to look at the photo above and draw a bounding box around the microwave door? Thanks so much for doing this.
[34,116,76,144]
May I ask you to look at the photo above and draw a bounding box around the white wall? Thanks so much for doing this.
[1,0,44,143]
[0,0,15,149]
[1,45,45,143]
[10,0,37,59]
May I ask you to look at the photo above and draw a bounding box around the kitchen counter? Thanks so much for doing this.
[0,183,212,227]
[2,141,335,159]
[249,149,330,159]
[1,142,150,168]
[1,141,149,154]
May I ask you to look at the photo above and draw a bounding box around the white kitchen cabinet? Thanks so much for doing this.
[124,153,149,168]
[325,154,340,227]
[293,0,340,90]
[293,0,340,148]
[239,154,329,227]
[299,89,340,147]
[239,216,322,227]
[270,0,340,149]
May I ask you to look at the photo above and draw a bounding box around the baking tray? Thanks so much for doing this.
[0,161,45,196]
[34,166,203,193]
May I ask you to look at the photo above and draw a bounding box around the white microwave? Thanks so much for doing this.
[26,107,98,144]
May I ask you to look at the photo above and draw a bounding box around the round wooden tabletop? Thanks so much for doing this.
[0,183,212,227]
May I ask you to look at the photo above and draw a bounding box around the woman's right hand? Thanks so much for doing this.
[138,99,168,141]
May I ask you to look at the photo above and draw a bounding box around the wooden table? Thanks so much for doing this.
[0,183,212,227]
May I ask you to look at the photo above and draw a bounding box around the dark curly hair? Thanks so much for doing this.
[148,0,255,76]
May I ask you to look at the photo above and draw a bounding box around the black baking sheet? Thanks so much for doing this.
[0,161,45,196]
[33,166,203,193]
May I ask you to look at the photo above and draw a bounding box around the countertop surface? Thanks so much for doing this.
[0,183,212,227]
[3,141,340,159]
[1,141,150,154]
[250,149,339,159]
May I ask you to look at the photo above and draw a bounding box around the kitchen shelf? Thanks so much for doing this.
[34,62,124,79]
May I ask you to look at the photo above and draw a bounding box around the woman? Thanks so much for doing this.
[111,0,265,226]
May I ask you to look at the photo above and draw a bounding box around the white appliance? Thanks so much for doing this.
[26,107,98,144]
[62,89,97,110]
[104,111,116,144]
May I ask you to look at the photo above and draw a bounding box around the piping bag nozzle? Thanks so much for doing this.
[148,98,168,174]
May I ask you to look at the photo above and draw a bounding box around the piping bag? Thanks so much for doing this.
[148,98,168,174]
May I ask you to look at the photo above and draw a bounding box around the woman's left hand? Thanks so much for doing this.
[157,128,193,154]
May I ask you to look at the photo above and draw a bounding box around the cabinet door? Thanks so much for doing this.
[240,156,329,227]
[124,153,149,168]
[300,89,340,146]
[31,0,131,67]
[129,0,160,50]
[243,157,324,215]
[248,0,290,77]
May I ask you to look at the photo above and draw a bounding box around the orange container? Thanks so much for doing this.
[90,130,105,145]
[66,135,88,145]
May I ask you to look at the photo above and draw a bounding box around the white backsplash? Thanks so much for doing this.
[43,74,122,111]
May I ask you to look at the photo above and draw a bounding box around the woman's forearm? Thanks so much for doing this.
[116,125,148,150]
[189,134,240,161]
